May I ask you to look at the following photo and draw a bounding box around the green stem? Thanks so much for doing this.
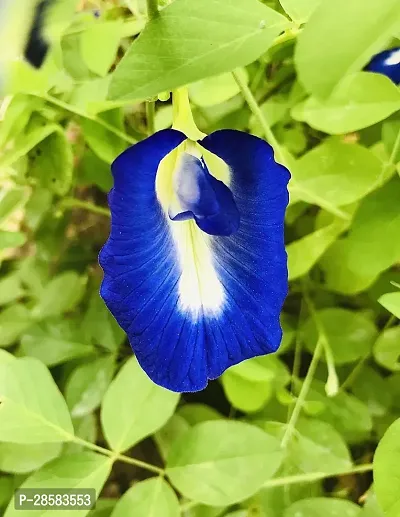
[263,463,373,489]
[146,101,155,135]
[340,353,369,392]
[146,0,159,18]
[71,436,164,475]
[172,87,205,140]
[42,94,136,145]
[281,335,324,448]
[232,68,284,164]
[389,127,400,166]
[60,198,111,217]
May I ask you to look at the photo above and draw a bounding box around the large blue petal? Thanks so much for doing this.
[100,129,289,393]
[199,129,290,376]
[365,47,400,84]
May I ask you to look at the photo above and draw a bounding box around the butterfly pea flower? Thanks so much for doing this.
[365,47,400,84]
[99,90,290,393]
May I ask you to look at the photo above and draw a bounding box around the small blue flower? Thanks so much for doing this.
[365,47,400,84]
[99,128,290,392]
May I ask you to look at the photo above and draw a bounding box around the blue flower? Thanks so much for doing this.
[99,128,290,392]
[365,47,400,84]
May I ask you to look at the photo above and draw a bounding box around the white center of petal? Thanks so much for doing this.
[155,142,229,317]
[170,220,224,317]
[385,49,400,66]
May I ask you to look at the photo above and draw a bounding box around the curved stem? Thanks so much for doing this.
[232,68,284,164]
[71,436,164,475]
[281,335,324,449]
[263,463,373,489]
[60,198,111,217]
[43,94,136,145]
[172,87,205,140]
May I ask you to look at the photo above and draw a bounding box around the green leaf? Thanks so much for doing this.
[32,272,87,319]
[28,127,73,195]
[109,0,289,101]
[307,381,372,443]
[155,415,190,461]
[302,308,377,364]
[81,21,123,77]
[78,148,113,192]
[21,320,94,367]
[0,349,15,365]
[25,188,53,231]
[250,481,322,517]
[177,404,222,426]
[66,356,115,418]
[351,366,392,417]
[166,420,283,506]
[0,125,58,169]
[295,0,400,98]
[101,357,179,452]
[374,327,400,371]
[62,32,96,81]
[289,419,351,474]
[69,76,113,115]
[250,94,289,136]
[321,179,400,294]
[287,220,347,280]
[262,418,351,474]
[0,476,13,509]
[221,356,290,413]
[379,292,400,319]
[4,452,112,517]
[188,504,226,517]
[0,442,62,474]
[80,109,127,164]
[284,497,362,517]
[189,68,248,107]
[82,291,125,351]
[360,493,385,517]
[0,357,74,443]
[0,187,30,225]
[293,138,384,208]
[0,304,31,347]
[292,72,400,134]
[88,499,116,517]
[0,231,27,251]
[279,0,322,24]
[221,361,274,413]
[374,418,400,517]
[0,95,42,149]
[110,477,180,517]
[382,120,400,165]
[65,414,97,456]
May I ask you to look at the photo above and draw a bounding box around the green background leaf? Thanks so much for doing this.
[166,420,283,505]
[109,0,289,101]
[295,0,400,97]
[101,357,179,452]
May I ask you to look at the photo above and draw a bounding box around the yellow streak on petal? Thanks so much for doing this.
[155,142,231,316]
[200,145,230,185]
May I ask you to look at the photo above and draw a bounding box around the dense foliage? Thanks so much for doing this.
[0,0,400,515]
